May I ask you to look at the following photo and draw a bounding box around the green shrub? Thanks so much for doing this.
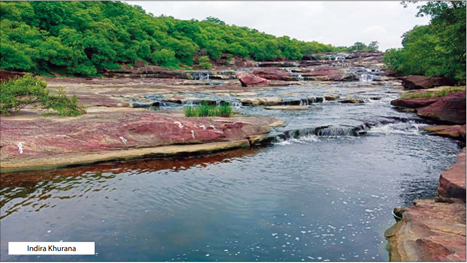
[0,74,86,116]
[198,56,212,70]
[184,102,232,117]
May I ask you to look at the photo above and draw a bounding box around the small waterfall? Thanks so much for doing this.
[360,73,374,83]
[184,100,195,108]
[307,97,324,104]
[286,69,304,81]
[193,72,212,85]
[230,101,243,109]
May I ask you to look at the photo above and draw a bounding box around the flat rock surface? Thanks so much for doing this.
[386,199,466,262]
[0,111,279,171]
[423,125,466,140]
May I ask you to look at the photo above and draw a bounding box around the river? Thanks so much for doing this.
[0,82,461,261]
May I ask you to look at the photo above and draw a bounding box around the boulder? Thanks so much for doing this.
[252,68,294,81]
[437,148,466,201]
[401,75,455,90]
[417,91,466,124]
[236,72,271,87]
[391,91,466,125]
[339,97,364,104]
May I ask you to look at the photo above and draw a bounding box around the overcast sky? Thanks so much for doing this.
[130,1,430,51]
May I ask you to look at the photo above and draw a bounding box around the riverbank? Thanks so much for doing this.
[385,90,466,261]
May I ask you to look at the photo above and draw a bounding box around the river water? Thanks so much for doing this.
[0,82,462,261]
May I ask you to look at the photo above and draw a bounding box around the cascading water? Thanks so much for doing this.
[230,101,243,109]
[360,73,374,83]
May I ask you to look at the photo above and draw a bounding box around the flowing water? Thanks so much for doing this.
[0,82,462,262]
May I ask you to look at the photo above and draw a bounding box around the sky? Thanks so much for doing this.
[130,1,431,51]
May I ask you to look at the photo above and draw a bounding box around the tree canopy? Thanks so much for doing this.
[1,1,378,76]
[384,1,466,82]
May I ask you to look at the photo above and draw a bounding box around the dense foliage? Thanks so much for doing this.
[185,102,232,117]
[1,1,378,76]
[383,1,466,82]
[0,74,86,116]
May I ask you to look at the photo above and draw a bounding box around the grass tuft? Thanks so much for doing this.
[185,102,232,117]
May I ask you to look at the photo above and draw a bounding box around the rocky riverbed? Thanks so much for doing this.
[1,52,465,261]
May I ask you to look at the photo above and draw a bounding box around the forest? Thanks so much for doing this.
[0,1,378,76]
[383,1,466,82]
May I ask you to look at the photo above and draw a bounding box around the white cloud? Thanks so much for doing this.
[130,1,430,51]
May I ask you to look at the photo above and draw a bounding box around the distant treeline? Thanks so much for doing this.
[384,1,466,82]
[1,1,378,76]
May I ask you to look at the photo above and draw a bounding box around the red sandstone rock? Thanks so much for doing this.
[390,97,439,109]
[401,75,455,90]
[301,66,346,81]
[236,72,271,87]
[386,148,467,261]
[417,91,466,124]
[0,112,274,170]
[391,91,466,125]
[386,199,466,261]
[438,148,466,201]
[423,125,466,140]
[252,68,294,81]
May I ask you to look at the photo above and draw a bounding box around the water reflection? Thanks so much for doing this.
[0,147,260,219]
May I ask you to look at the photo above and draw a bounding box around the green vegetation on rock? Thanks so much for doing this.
[402,86,466,99]
[185,102,232,117]
[1,1,378,76]
[0,74,86,116]
[384,1,466,82]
